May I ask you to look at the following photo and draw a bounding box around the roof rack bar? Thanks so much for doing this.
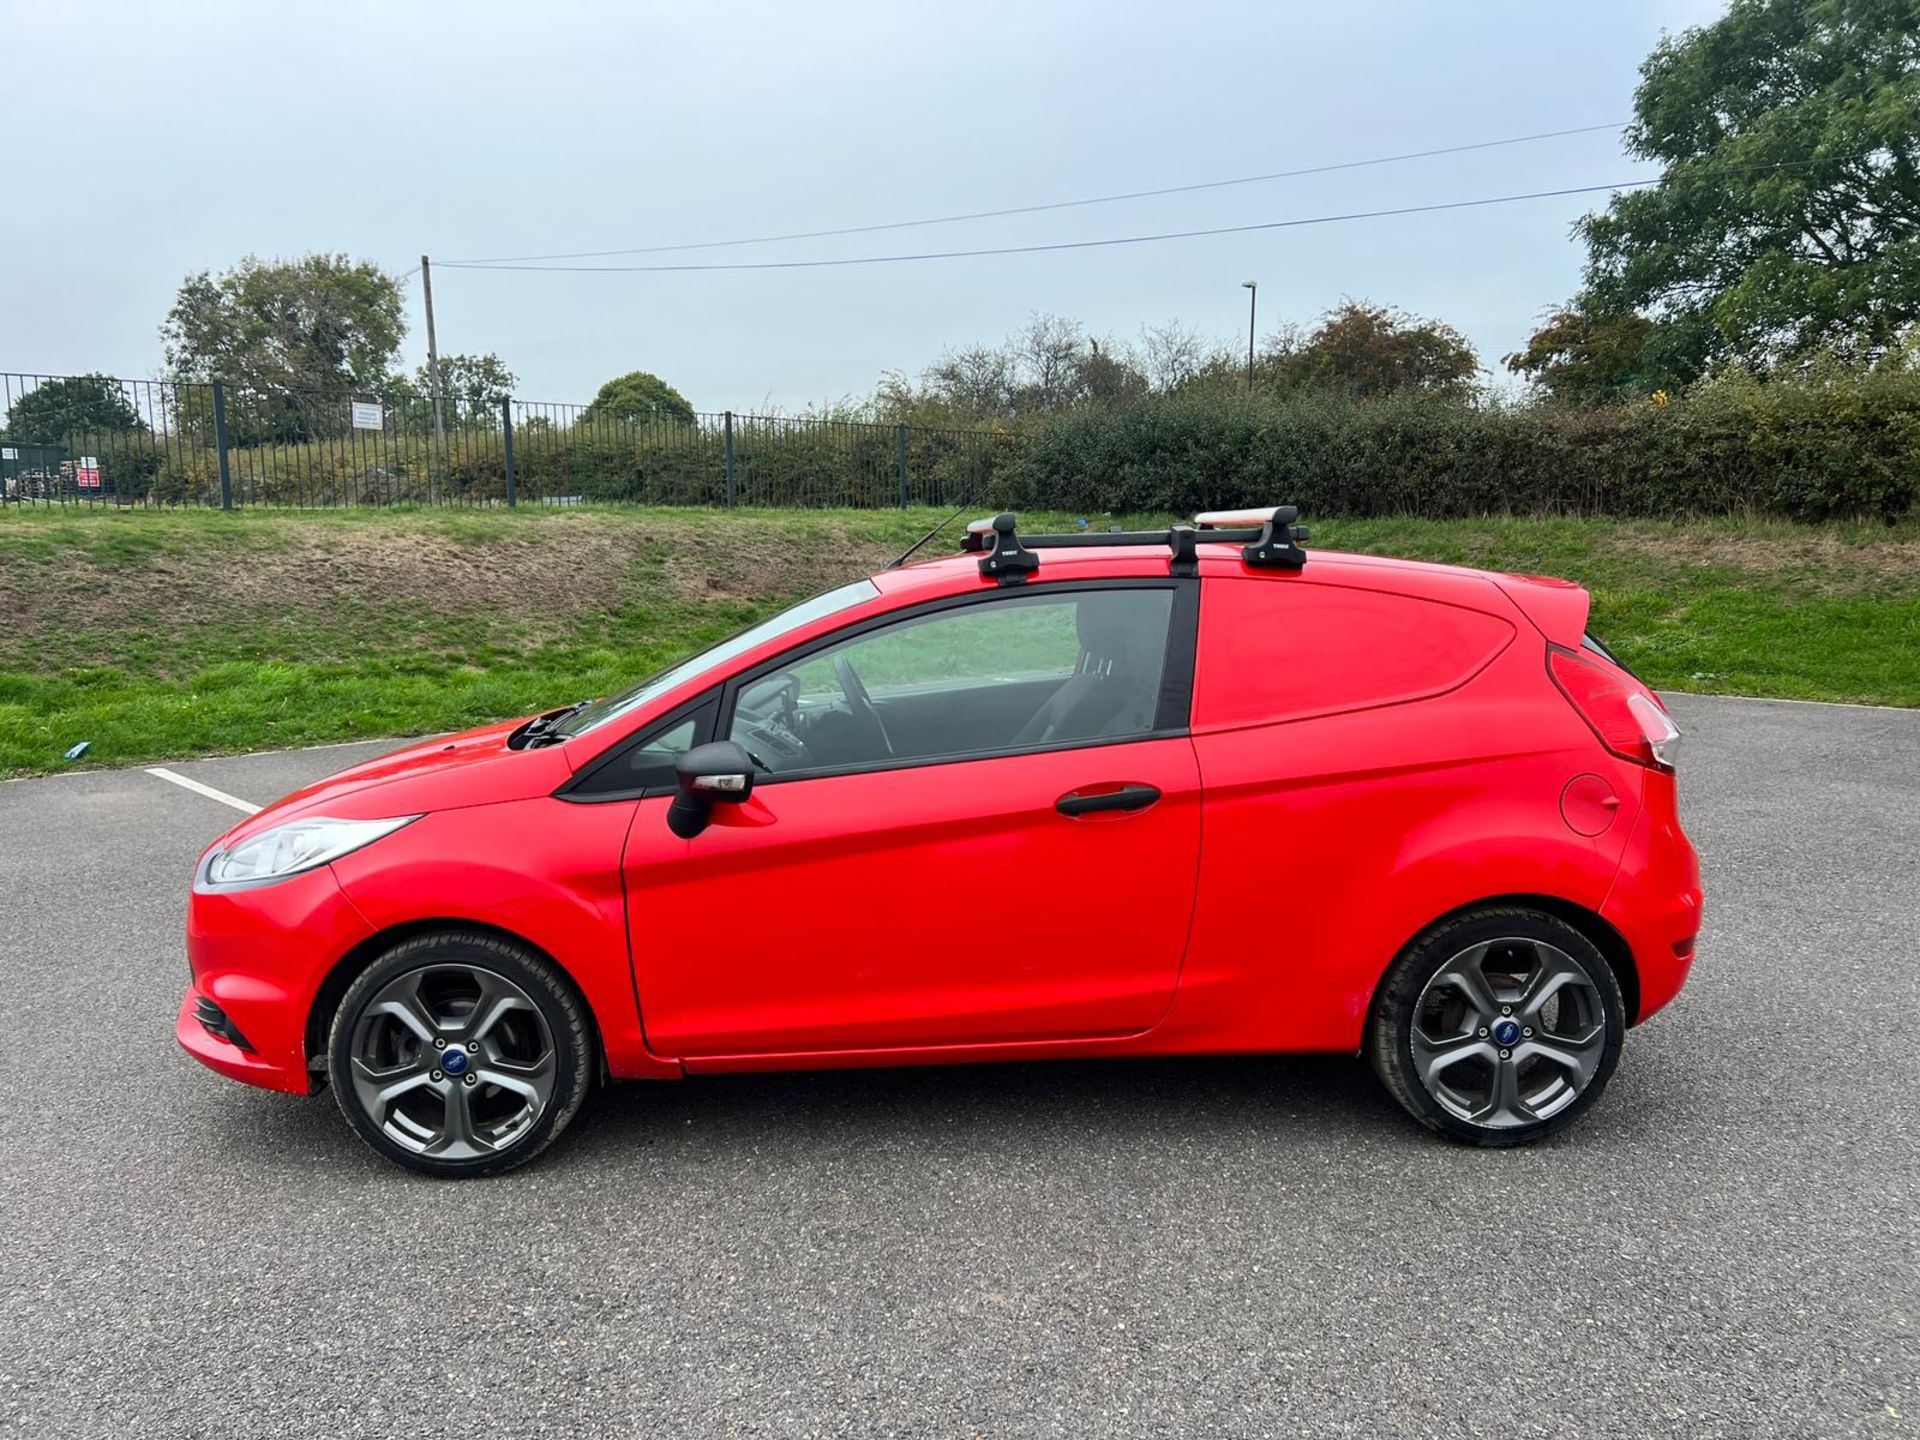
[966,523,1267,551]
[1014,530,1184,548]
[959,508,1307,582]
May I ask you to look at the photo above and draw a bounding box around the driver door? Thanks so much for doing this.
[620,581,1202,1061]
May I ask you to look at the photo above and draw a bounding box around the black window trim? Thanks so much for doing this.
[717,577,1199,789]
[556,694,719,804]
[554,577,1199,803]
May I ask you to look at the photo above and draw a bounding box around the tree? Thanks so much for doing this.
[1138,320,1213,391]
[1010,314,1090,412]
[3,374,144,443]
[890,315,1151,419]
[874,305,1472,419]
[1077,338,1150,405]
[1575,0,1920,376]
[578,370,696,426]
[415,353,516,426]
[160,254,407,396]
[1505,305,1664,402]
[918,344,1018,417]
[1274,300,1480,396]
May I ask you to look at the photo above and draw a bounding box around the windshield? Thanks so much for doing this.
[552,579,881,740]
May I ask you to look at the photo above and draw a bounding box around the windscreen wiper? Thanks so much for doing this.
[517,700,592,748]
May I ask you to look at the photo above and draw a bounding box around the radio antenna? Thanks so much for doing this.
[884,494,976,570]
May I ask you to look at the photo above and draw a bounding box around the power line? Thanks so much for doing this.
[435,159,1817,278]
[443,121,1629,265]
[436,178,1664,275]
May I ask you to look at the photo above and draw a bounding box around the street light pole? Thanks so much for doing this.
[1241,280,1258,393]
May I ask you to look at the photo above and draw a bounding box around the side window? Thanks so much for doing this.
[573,702,711,796]
[728,588,1177,776]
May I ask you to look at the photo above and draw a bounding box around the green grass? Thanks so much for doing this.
[1,505,1915,777]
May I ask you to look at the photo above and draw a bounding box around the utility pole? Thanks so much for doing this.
[1241,280,1258,393]
[420,254,446,443]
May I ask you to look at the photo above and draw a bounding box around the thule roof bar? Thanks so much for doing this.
[960,506,1309,585]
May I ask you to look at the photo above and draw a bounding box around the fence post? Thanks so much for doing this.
[723,410,736,509]
[501,397,517,508]
[895,424,909,507]
[210,380,233,510]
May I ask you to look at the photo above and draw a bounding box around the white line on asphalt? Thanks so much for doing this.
[1660,689,1920,714]
[145,768,262,815]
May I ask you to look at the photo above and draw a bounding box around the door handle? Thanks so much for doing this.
[1055,783,1161,817]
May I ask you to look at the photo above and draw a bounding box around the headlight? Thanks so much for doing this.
[202,815,419,887]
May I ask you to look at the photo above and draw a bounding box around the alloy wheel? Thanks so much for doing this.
[1408,937,1608,1130]
[346,964,558,1160]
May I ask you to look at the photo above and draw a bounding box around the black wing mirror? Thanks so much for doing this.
[667,741,756,838]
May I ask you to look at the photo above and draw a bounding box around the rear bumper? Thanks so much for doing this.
[1601,776,1703,1024]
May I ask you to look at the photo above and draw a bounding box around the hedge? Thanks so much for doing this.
[994,367,1920,522]
[62,364,1920,520]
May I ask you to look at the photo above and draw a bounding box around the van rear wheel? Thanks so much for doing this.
[1367,907,1626,1146]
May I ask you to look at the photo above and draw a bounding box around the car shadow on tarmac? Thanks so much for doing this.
[196,1030,1710,1185]
[195,1053,1469,1180]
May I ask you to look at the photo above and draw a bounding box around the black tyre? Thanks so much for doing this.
[1366,906,1626,1147]
[326,929,593,1178]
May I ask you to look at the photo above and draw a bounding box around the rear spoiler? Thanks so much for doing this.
[1493,572,1590,649]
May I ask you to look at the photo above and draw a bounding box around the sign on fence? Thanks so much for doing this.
[350,401,384,431]
[1,446,15,460]
[76,456,100,489]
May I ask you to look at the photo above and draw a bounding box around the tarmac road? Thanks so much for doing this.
[0,693,1913,1438]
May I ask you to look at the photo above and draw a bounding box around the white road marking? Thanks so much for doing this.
[1661,689,1920,714]
[145,767,262,815]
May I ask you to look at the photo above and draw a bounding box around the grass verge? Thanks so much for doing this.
[2,505,1915,777]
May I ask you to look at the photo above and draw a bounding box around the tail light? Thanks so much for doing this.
[1548,644,1680,771]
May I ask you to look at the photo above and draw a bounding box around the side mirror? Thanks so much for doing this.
[666,741,756,838]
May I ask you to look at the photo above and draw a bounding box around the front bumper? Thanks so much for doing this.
[176,862,374,1094]
[176,988,309,1093]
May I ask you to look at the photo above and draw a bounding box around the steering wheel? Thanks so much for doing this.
[833,655,894,757]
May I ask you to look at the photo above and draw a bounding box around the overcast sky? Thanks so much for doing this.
[2,0,1726,412]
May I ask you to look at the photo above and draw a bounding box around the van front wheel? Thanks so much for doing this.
[325,929,593,1178]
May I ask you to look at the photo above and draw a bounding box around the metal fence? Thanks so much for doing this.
[0,372,1015,510]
